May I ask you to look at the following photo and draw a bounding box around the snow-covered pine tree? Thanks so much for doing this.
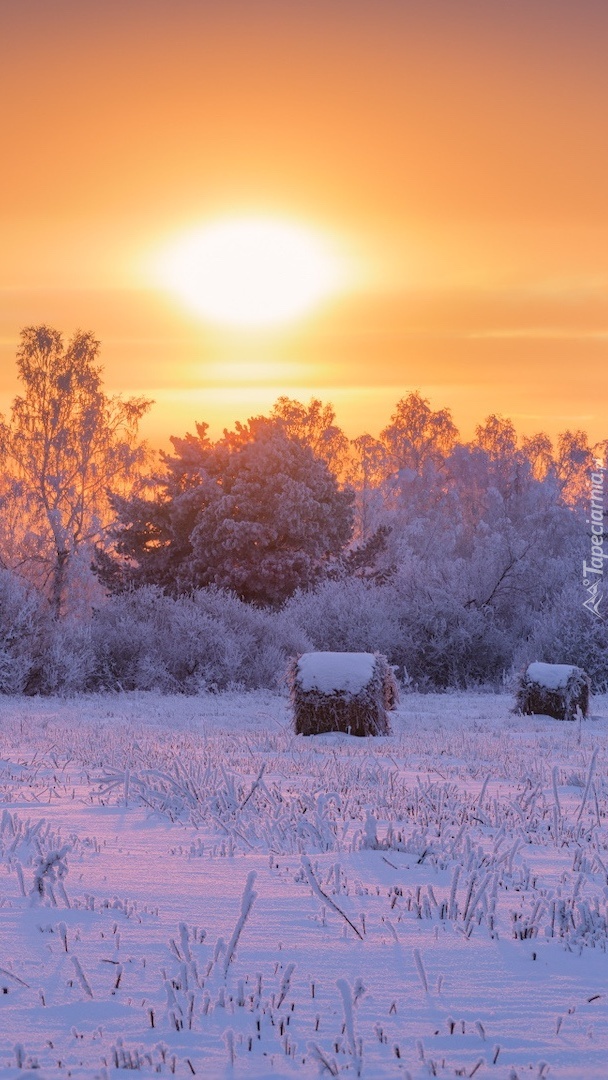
[96,416,354,606]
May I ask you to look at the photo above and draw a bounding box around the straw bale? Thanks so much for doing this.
[515,661,590,721]
[290,651,398,736]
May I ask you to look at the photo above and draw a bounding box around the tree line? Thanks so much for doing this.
[0,325,606,693]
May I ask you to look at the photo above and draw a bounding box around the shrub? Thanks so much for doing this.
[284,578,400,658]
[0,569,42,693]
[85,587,310,694]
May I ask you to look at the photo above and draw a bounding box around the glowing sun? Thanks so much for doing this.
[156,216,345,329]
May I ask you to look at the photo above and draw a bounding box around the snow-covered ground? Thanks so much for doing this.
[0,690,607,1079]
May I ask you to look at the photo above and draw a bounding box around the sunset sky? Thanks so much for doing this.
[2,0,608,449]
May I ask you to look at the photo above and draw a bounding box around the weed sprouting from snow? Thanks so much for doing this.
[70,954,94,998]
[413,948,429,994]
[31,845,71,906]
[301,855,365,941]
[223,871,257,976]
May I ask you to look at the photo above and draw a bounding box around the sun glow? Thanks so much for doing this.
[155,216,346,329]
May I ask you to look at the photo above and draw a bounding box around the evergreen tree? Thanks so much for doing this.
[96,417,354,606]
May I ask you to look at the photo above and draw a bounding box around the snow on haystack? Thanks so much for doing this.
[290,651,398,736]
[515,661,590,721]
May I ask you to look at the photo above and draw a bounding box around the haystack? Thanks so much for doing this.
[290,651,398,737]
[515,661,590,721]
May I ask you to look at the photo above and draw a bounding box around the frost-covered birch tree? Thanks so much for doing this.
[0,326,151,616]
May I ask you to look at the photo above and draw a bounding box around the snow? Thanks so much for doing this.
[526,661,581,690]
[0,688,607,1078]
[296,651,377,694]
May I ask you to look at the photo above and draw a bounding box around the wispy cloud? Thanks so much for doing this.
[469,328,608,340]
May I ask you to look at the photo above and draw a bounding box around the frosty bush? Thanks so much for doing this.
[31,617,96,696]
[283,573,513,690]
[0,569,42,693]
[16,570,608,696]
[85,587,311,694]
[186,587,311,690]
[284,578,400,659]
[391,569,514,689]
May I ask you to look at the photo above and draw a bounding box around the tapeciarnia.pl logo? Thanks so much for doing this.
[582,458,606,619]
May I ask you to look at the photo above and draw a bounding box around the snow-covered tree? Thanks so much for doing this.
[270,396,350,478]
[347,434,388,541]
[0,326,151,616]
[521,431,554,482]
[381,392,458,491]
[96,417,354,606]
[555,429,595,506]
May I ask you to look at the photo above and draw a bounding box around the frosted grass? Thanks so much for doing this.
[0,689,606,1077]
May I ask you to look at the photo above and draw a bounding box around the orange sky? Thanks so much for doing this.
[1,0,607,449]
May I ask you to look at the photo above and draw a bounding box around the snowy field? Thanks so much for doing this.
[0,690,607,1079]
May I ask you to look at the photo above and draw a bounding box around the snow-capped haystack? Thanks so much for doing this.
[515,661,590,721]
[290,651,398,737]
